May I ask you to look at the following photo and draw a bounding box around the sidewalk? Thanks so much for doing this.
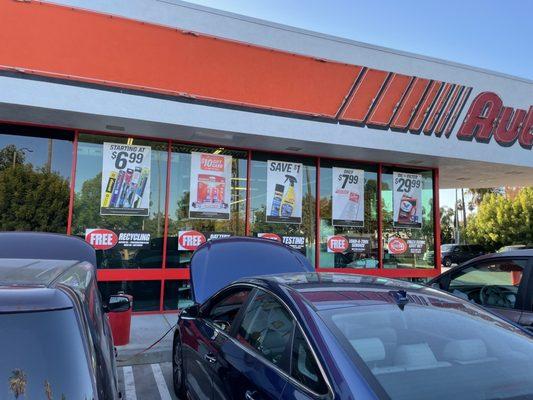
[116,313,178,366]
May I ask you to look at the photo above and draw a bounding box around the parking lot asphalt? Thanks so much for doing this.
[118,362,179,400]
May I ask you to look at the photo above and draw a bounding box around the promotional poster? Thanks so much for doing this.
[189,152,232,220]
[178,230,232,251]
[266,160,303,224]
[256,233,306,255]
[393,171,423,228]
[85,229,151,250]
[100,142,151,216]
[332,167,365,227]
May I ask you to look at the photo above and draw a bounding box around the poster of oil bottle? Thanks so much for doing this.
[266,160,303,224]
[332,167,365,227]
[393,171,422,228]
[189,152,232,220]
[100,142,151,216]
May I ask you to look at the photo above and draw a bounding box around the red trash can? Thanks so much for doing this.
[108,294,133,346]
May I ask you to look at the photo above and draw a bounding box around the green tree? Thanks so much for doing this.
[0,145,26,171]
[0,165,69,232]
[466,188,533,251]
[440,206,455,244]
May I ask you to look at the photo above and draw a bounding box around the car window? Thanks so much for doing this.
[449,259,526,309]
[291,327,328,395]
[205,288,251,333]
[237,290,294,370]
[0,309,95,399]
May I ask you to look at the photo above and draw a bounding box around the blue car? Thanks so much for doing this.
[172,237,533,400]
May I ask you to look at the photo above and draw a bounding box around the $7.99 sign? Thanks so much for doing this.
[100,142,152,217]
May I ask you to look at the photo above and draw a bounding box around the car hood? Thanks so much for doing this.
[190,237,313,304]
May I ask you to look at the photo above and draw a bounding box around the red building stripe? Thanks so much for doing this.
[390,78,431,130]
[366,73,414,127]
[423,83,454,134]
[340,69,390,123]
[444,87,472,137]
[409,81,443,133]
[434,85,463,136]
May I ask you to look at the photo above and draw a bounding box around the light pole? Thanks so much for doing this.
[12,147,33,168]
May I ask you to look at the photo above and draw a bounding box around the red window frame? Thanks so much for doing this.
[0,120,441,313]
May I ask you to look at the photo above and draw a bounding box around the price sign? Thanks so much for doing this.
[100,143,151,216]
[332,167,364,227]
[393,171,422,228]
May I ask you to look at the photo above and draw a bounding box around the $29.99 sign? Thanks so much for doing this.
[393,171,422,228]
[100,143,151,216]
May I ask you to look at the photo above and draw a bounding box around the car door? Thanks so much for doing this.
[518,258,533,333]
[210,288,294,400]
[444,257,528,323]
[181,286,253,400]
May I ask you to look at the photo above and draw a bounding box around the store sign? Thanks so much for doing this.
[266,160,303,224]
[85,229,150,250]
[100,143,151,216]
[327,235,370,254]
[332,167,364,227]
[257,233,306,255]
[406,239,426,255]
[178,230,231,251]
[189,152,233,220]
[393,172,422,228]
[388,237,408,255]
[458,92,533,150]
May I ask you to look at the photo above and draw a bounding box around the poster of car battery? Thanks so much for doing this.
[393,171,423,228]
[189,152,232,220]
[332,167,365,227]
[266,160,303,224]
[100,142,151,216]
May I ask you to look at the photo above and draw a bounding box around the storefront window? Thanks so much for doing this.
[98,281,161,311]
[249,152,316,265]
[381,167,435,269]
[319,160,378,268]
[0,124,72,233]
[166,144,248,268]
[72,134,168,268]
[163,280,193,310]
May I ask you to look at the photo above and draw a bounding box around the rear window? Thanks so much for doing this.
[320,298,533,400]
[0,309,95,399]
[441,245,455,252]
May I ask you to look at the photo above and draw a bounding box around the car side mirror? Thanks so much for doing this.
[180,303,200,320]
[104,294,131,313]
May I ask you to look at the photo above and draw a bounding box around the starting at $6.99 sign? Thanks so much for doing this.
[100,143,151,216]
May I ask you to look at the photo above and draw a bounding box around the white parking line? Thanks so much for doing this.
[123,366,138,400]
[151,363,173,400]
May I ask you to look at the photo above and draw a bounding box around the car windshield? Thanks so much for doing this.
[0,309,95,399]
[320,299,533,400]
[441,244,455,252]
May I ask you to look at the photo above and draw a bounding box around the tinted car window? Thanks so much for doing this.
[237,290,294,369]
[449,259,526,309]
[206,289,251,333]
[321,298,533,400]
[0,309,95,399]
[291,327,328,395]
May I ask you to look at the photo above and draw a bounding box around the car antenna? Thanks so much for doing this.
[389,289,409,311]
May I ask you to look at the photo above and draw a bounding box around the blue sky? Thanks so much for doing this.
[186,0,532,208]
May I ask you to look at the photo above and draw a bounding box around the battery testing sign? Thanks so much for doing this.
[189,152,232,220]
[332,167,364,227]
[101,143,151,216]
[266,160,303,224]
[393,172,422,228]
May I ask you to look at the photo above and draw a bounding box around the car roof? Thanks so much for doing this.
[0,232,97,266]
[0,287,73,313]
[0,258,84,287]
[464,249,533,263]
[239,272,458,311]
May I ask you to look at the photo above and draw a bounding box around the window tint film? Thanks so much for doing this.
[291,327,328,395]
[449,259,526,309]
[0,309,95,399]
[237,290,294,370]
